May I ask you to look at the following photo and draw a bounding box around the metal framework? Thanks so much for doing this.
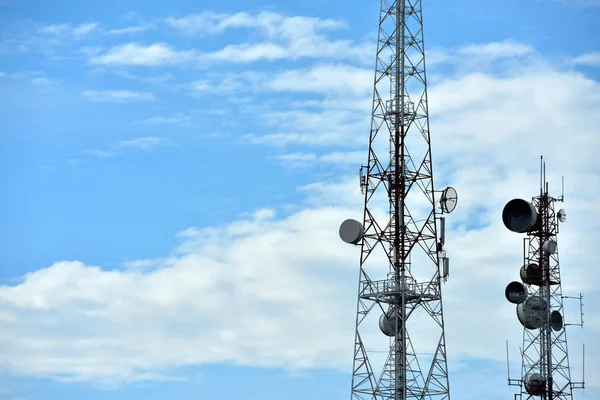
[340,1,455,399]
[503,159,585,399]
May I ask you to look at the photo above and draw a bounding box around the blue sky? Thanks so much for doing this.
[1,0,599,399]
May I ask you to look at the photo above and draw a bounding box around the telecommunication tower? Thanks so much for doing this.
[503,156,585,399]
[338,1,457,399]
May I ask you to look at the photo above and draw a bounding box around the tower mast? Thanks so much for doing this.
[503,157,585,399]
[339,1,457,399]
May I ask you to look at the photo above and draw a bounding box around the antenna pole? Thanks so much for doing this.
[502,160,582,399]
[340,1,454,398]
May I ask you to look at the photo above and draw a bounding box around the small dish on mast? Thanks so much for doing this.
[440,186,458,214]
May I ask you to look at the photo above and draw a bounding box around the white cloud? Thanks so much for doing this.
[139,114,191,125]
[166,11,348,36]
[82,90,155,103]
[106,25,154,36]
[72,23,98,39]
[458,40,534,59]
[275,152,318,167]
[264,64,372,96]
[572,51,600,66]
[30,77,57,85]
[116,137,163,150]
[276,151,366,168]
[38,24,70,34]
[89,43,196,66]
[91,12,369,68]
[83,149,118,158]
[2,34,600,398]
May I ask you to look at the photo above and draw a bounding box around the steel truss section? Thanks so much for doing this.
[348,1,452,399]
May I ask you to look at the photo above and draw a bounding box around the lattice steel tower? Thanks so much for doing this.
[503,157,585,399]
[338,1,457,399]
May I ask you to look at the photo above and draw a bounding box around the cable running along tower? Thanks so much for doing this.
[503,157,585,399]
[339,1,457,399]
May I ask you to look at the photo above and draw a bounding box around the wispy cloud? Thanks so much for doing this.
[82,149,118,158]
[89,12,369,68]
[572,51,600,66]
[165,11,347,36]
[73,23,98,39]
[1,70,58,86]
[30,77,58,85]
[38,23,70,34]
[458,40,534,58]
[116,136,163,150]
[139,114,191,125]
[82,137,166,159]
[276,151,366,168]
[38,22,98,38]
[105,25,154,36]
[89,42,196,66]
[82,90,155,103]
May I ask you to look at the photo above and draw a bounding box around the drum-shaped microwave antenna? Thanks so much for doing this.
[557,208,567,223]
[440,186,458,213]
[505,281,528,304]
[550,310,564,331]
[524,373,545,396]
[520,263,542,285]
[517,296,548,330]
[339,219,364,245]
[502,199,540,233]
[379,308,403,337]
[543,240,557,254]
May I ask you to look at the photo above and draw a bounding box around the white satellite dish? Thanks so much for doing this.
[440,186,458,214]
[557,209,567,223]
[543,240,557,255]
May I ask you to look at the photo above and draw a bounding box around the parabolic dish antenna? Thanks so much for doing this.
[558,209,567,223]
[550,310,563,331]
[440,186,458,214]
[339,219,364,245]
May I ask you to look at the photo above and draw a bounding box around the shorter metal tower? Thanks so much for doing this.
[502,156,585,400]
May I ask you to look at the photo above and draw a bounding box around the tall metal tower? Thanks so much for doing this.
[338,1,457,399]
[503,156,585,399]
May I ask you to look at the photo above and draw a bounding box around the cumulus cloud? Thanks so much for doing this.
[2,32,600,400]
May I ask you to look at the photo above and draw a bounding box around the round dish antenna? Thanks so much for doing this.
[502,199,540,233]
[557,209,567,223]
[520,263,542,285]
[505,281,528,304]
[550,310,563,331]
[339,219,364,245]
[379,308,402,337]
[517,296,548,330]
[543,240,557,254]
[440,186,458,214]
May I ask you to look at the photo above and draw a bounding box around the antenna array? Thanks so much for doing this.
[502,156,585,399]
